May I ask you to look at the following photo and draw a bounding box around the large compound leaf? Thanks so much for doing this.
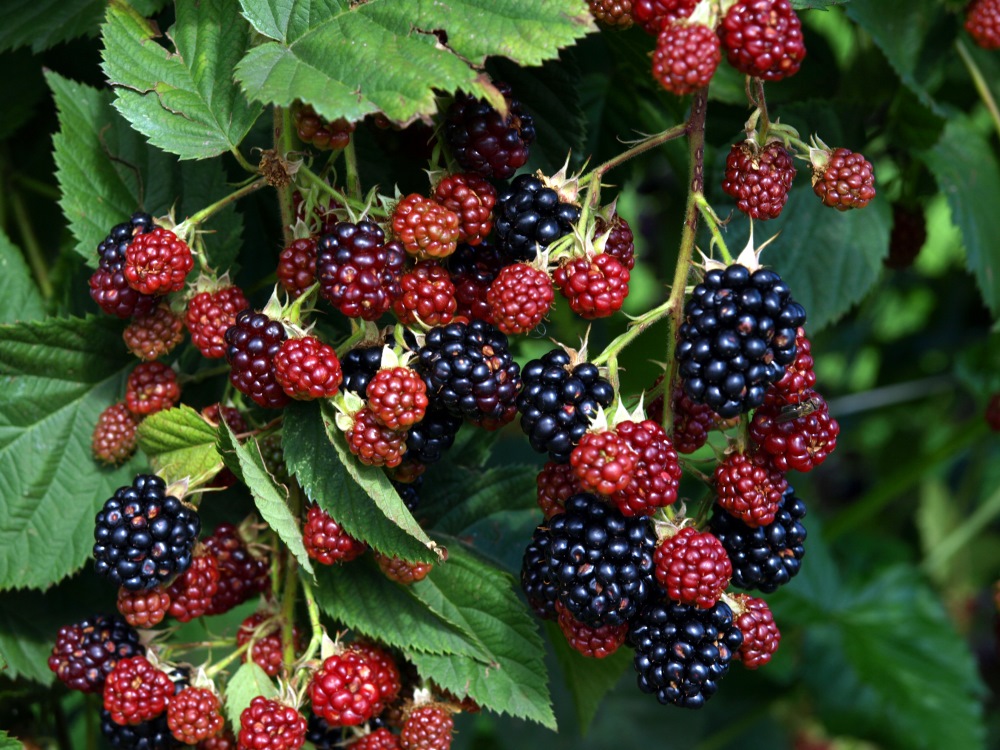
[0,317,141,591]
[0,229,44,324]
[235,0,594,125]
[102,0,263,160]
[47,72,243,269]
[921,118,1000,316]
[0,0,163,52]
[282,401,437,563]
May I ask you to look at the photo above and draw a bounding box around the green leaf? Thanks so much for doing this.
[234,0,594,125]
[311,557,487,659]
[47,71,244,269]
[102,0,263,160]
[0,50,45,139]
[921,117,1000,316]
[0,729,24,750]
[422,465,539,535]
[0,316,142,591]
[136,405,223,484]
[0,228,44,324]
[545,620,632,735]
[282,401,437,563]
[217,422,314,577]
[0,0,105,53]
[408,545,555,729]
[224,661,277,731]
[791,0,849,8]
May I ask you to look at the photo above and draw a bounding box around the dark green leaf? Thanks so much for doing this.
[136,405,223,484]
[0,316,142,591]
[224,662,276,731]
[0,729,24,750]
[0,49,44,139]
[282,401,437,563]
[0,229,45,324]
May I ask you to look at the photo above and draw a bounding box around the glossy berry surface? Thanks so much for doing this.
[125,361,180,416]
[376,552,433,584]
[719,0,806,81]
[224,309,291,409]
[393,260,457,326]
[714,451,788,527]
[117,586,171,628]
[404,404,463,465]
[317,220,406,320]
[303,504,367,565]
[202,522,269,615]
[351,728,402,750]
[548,492,657,627]
[748,390,839,473]
[367,366,429,431]
[652,22,720,95]
[595,214,636,270]
[238,697,307,750]
[124,228,193,296]
[103,655,174,725]
[555,600,628,659]
[90,265,158,319]
[294,103,355,149]
[494,174,581,262]
[347,408,408,467]
[447,241,507,323]
[612,419,682,517]
[186,285,250,359]
[341,345,385,396]
[433,173,497,246]
[93,474,201,591]
[165,552,219,622]
[444,82,535,180]
[392,194,461,260]
[632,0,697,34]
[274,335,343,400]
[589,0,634,28]
[655,385,721,455]
[309,651,381,726]
[278,237,318,299]
[345,641,402,713]
[812,147,876,210]
[536,461,584,519]
[677,264,806,418]
[487,262,553,334]
[236,612,304,677]
[966,0,1000,49]
[731,594,781,669]
[722,140,797,220]
[517,350,615,463]
[767,327,815,404]
[48,614,144,693]
[709,486,807,593]
[167,686,224,744]
[571,430,636,496]
[630,599,743,708]
[553,254,630,319]
[93,403,141,466]
[521,525,559,620]
[400,705,453,750]
[101,709,178,750]
[654,527,732,609]
[124,304,185,361]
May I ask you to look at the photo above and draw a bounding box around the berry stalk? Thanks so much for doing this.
[175,176,267,234]
[693,193,733,263]
[10,187,54,299]
[591,122,689,180]
[591,297,674,366]
[957,38,1000,140]
[276,106,297,246]
[342,137,362,201]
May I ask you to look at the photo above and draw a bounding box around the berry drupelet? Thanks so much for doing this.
[224,309,291,409]
[722,140,797,220]
[494,174,581,263]
[317,219,406,321]
[48,614,145,693]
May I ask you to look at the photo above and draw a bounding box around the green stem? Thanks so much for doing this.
[230,147,258,174]
[592,297,674,366]
[281,485,303,667]
[178,363,230,385]
[204,638,254,679]
[276,106,297,247]
[180,177,267,228]
[957,38,1000,141]
[752,78,770,136]
[661,88,709,434]
[342,139,362,201]
[298,574,324,668]
[298,166,354,213]
[10,189,53,299]
[591,122,689,179]
[693,193,733,263]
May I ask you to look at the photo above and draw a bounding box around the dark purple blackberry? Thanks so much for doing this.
[415,319,522,428]
[97,212,155,267]
[403,404,463,464]
[630,599,743,709]
[93,474,201,591]
[446,241,507,279]
[306,714,343,750]
[677,264,806,418]
[391,476,423,512]
[708,485,807,593]
[223,309,291,409]
[494,175,581,262]
[444,82,536,180]
[317,219,405,321]
[517,349,615,463]
[341,345,385,396]
[101,709,180,750]
[521,525,559,620]
[548,492,657,628]
[47,614,144,693]
[89,213,159,319]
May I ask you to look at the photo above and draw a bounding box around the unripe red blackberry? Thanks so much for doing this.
[722,140,797,220]
[767,327,815,405]
[236,613,304,677]
[393,260,457,326]
[654,527,732,608]
[103,655,174,725]
[224,309,291,409]
[714,451,788,527]
[966,0,1000,49]
[570,430,636,496]
[123,304,185,361]
[309,650,381,726]
[303,504,366,565]
[202,522,269,615]
[646,383,726,455]
[198,731,237,749]
[652,21,721,96]
[730,594,780,669]
[633,0,696,34]
[347,408,408,467]
[125,361,180,416]
[433,173,497,246]
[886,204,927,270]
[375,552,433,584]
[555,600,628,658]
[278,237,318,299]
[317,219,406,320]
[719,0,806,81]
[167,686,224,744]
[117,586,171,628]
[165,551,220,622]
[237,697,307,750]
[487,262,554,334]
[400,704,453,750]
[392,195,461,260]
[611,419,682,517]
[748,390,839,473]
[93,403,141,466]
[589,0,634,28]
[186,285,250,359]
[294,103,355,149]
[273,335,343,400]
[367,366,429,431]
[595,214,636,270]
[345,641,402,714]
[446,241,508,323]
[124,228,194,296]
[48,614,144,693]
[536,461,584,519]
[553,253,630,319]
[444,82,536,180]
[351,728,402,750]
[811,147,876,211]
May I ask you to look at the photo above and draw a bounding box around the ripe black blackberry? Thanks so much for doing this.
[444,81,536,180]
[521,525,559,620]
[392,476,423,512]
[100,709,180,750]
[415,319,522,428]
[403,404,463,465]
[224,309,291,409]
[93,474,201,591]
[709,485,807,593]
[548,492,657,627]
[97,212,155,267]
[630,599,743,709]
[517,349,615,463]
[48,614,144,693]
[341,345,385,396]
[677,264,805,418]
[494,175,581,262]
[306,713,344,750]
[90,213,159,319]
